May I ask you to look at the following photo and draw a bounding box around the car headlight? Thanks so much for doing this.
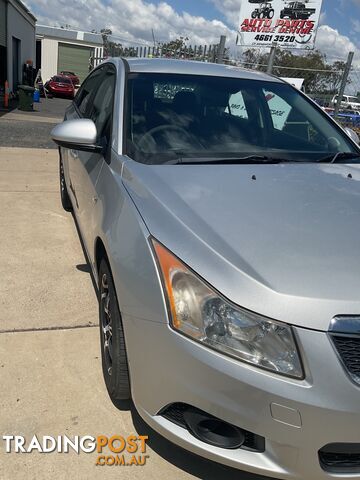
[153,239,303,379]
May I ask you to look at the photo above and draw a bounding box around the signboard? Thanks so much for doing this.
[236,0,323,49]
[281,77,305,89]
[228,89,293,129]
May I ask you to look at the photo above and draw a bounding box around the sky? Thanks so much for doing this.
[26,0,360,65]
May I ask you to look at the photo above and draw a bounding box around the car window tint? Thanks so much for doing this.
[53,76,71,83]
[126,73,357,164]
[89,68,116,142]
[74,68,103,117]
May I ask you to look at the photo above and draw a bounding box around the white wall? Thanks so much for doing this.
[40,37,58,84]
[7,0,36,91]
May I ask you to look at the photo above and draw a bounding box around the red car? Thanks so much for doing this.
[59,70,80,87]
[45,76,75,99]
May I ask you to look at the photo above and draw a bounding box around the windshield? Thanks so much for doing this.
[54,76,71,84]
[125,73,359,164]
[349,96,360,103]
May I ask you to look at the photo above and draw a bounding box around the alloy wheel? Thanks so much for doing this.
[60,160,66,196]
[101,273,113,375]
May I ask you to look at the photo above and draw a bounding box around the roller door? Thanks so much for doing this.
[58,43,94,84]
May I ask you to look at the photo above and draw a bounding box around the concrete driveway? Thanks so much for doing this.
[0,147,269,480]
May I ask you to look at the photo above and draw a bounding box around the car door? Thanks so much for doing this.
[75,64,116,254]
[64,67,104,215]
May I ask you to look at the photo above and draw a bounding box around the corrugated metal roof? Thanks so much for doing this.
[36,25,103,46]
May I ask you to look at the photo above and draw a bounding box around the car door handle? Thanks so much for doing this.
[70,149,79,159]
[93,196,98,204]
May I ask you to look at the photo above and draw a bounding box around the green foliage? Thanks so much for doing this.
[242,48,347,94]
[160,36,189,51]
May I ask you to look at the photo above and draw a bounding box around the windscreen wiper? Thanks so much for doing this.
[165,155,293,165]
[317,152,360,164]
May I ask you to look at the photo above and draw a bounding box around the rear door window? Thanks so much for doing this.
[88,67,116,144]
[74,67,104,117]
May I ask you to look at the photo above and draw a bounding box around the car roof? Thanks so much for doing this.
[108,58,284,83]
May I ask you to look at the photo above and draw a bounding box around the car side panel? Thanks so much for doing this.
[92,153,169,326]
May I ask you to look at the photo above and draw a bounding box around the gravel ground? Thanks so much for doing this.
[0,120,58,148]
[0,98,72,149]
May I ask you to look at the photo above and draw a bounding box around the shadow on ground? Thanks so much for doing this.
[0,98,19,117]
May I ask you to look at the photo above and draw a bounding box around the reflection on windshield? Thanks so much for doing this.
[125,73,358,165]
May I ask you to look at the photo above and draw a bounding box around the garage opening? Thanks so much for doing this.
[57,43,94,85]
[0,46,6,86]
[12,37,21,91]
[36,39,42,71]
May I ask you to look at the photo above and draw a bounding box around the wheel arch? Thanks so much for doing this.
[95,236,109,276]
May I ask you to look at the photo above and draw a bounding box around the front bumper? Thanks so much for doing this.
[124,314,360,479]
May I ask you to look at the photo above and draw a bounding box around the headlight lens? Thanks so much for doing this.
[153,239,303,379]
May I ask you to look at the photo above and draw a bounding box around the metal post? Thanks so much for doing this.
[334,51,354,119]
[216,35,226,64]
[267,45,276,74]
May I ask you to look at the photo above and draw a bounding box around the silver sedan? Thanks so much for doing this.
[52,58,360,480]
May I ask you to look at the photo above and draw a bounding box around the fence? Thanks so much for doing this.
[234,56,360,132]
[90,39,227,69]
[89,39,360,134]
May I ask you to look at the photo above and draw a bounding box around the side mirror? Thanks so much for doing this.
[344,127,360,145]
[51,119,103,153]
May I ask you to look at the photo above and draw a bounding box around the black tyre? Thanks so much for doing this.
[59,154,72,212]
[268,9,274,18]
[99,259,131,401]
[251,10,258,18]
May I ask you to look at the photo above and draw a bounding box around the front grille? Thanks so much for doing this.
[319,444,360,473]
[160,402,265,453]
[331,334,360,384]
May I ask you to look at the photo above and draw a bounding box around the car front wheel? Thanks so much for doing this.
[99,259,131,401]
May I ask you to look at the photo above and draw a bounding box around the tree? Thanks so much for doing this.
[241,48,348,94]
[324,61,347,95]
[108,40,123,57]
[159,37,190,58]
[242,48,265,69]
